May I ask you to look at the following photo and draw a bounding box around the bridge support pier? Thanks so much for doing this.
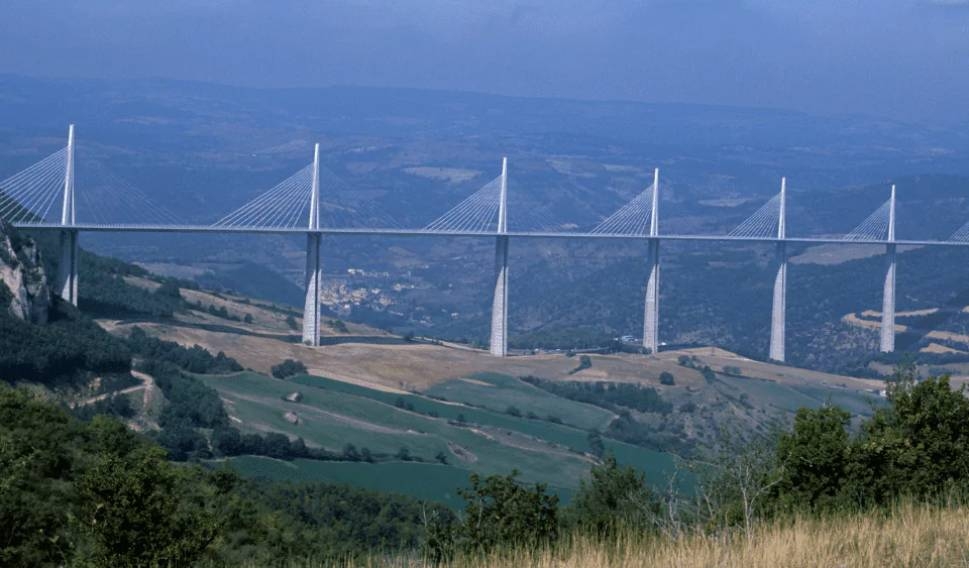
[769,241,787,362]
[880,185,896,353]
[489,235,509,356]
[643,239,660,354]
[302,233,322,346]
[55,229,79,306]
[880,243,896,353]
[769,177,787,362]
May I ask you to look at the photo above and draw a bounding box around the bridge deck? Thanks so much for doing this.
[10,222,968,247]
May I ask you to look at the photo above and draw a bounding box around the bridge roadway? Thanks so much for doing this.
[11,222,969,248]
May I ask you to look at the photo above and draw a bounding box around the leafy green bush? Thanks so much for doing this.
[271,358,307,379]
[565,454,660,536]
[0,387,453,566]
[451,471,558,555]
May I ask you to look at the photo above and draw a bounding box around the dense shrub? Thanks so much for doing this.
[271,358,307,379]
[0,303,130,384]
[446,471,559,555]
[0,387,453,566]
[565,454,660,536]
[770,376,969,512]
[127,327,242,374]
[522,376,673,414]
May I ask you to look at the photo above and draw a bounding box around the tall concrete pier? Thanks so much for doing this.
[643,168,661,354]
[302,144,323,346]
[489,157,509,357]
[55,124,78,305]
[769,178,787,362]
[880,185,897,353]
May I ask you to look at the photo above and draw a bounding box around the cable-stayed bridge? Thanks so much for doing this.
[3,125,967,361]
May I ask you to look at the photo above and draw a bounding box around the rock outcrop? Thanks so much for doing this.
[0,220,51,323]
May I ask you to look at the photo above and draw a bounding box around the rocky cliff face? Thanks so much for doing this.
[0,220,50,323]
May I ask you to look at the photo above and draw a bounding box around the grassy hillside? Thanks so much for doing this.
[95,272,887,503]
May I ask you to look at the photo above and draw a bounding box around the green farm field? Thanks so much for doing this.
[200,371,682,494]
[424,372,617,431]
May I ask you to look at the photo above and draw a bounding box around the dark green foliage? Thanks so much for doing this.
[569,354,593,375]
[606,411,696,456]
[0,278,11,308]
[127,327,242,374]
[660,371,676,386]
[212,426,328,461]
[220,478,455,565]
[0,387,453,566]
[156,423,212,461]
[77,437,218,566]
[271,358,307,379]
[452,471,559,554]
[775,406,852,510]
[125,329,252,461]
[565,454,660,536]
[0,302,131,384]
[0,389,216,566]
[522,376,673,414]
[134,357,228,462]
[74,393,136,422]
[700,366,717,383]
[153,279,182,299]
[770,375,969,512]
[205,302,240,321]
[78,252,183,318]
[848,376,969,503]
[0,388,80,566]
[327,318,349,333]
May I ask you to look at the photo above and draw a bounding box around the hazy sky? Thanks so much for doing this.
[1,0,968,122]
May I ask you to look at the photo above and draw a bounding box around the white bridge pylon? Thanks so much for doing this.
[590,169,662,353]
[726,179,790,361]
[838,187,897,352]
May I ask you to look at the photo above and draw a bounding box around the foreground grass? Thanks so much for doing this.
[457,503,969,568]
[234,502,969,567]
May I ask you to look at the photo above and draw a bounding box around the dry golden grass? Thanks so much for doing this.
[454,503,969,568]
[238,503,969,567]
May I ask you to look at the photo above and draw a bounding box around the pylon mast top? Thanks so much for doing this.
[60,124,75,226]
[498,157,508,234]
[649,168,660,237]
